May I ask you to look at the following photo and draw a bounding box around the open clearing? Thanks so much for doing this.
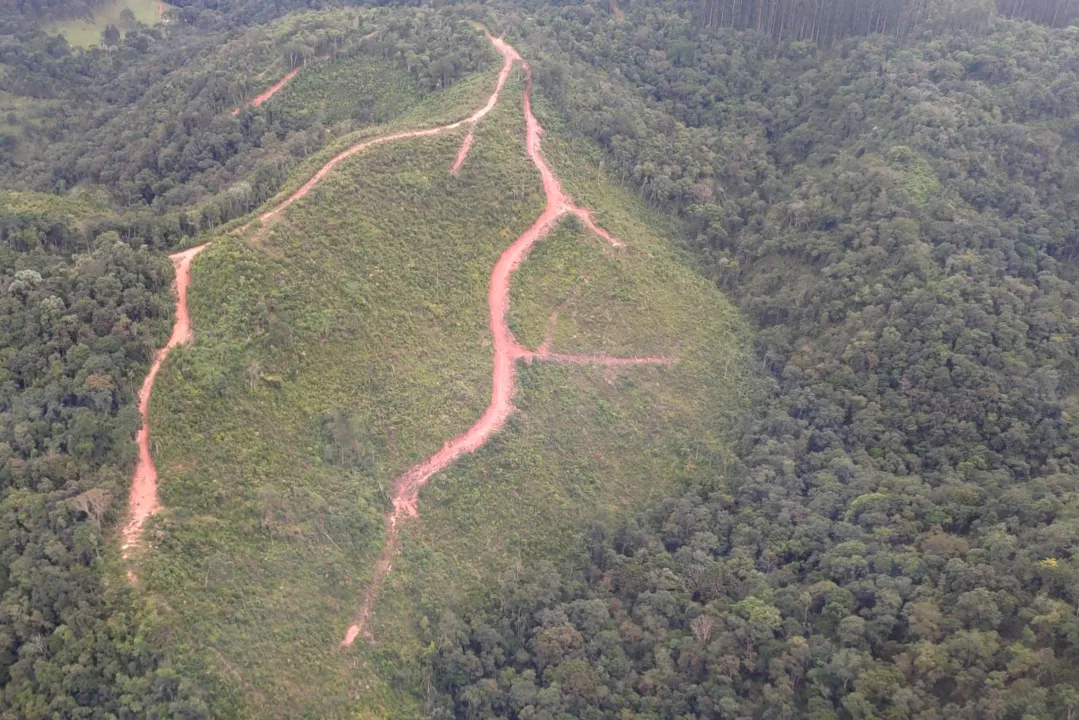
[46,0,169,47]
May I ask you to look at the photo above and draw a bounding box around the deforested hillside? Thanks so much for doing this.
[129,30,750,715]
[0,10,514,717]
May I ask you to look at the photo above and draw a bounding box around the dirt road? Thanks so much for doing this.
[122,244,209,556]
[231,67,302,116]
[340,36,671,646]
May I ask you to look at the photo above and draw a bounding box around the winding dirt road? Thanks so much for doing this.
[336,36,671,646]
[122,244,208,556]
[258,37,518,224]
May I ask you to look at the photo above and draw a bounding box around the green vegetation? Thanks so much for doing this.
[0,8,509,718]
[268,56,425,128]
[375,99,750,693]
[44,0,167,48]
[5,0,1079,716]
[0,188,112,235]
[1,8,489,242]
[140,77,539,717]
[236,59,503,235]
[136,62,748,716]
[428,3,1079,718]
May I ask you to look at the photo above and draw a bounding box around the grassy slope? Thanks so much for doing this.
[46,0,170,47]
[138,68,538,717]
[221,57,504,241]
[0,188,114,226]
[264,55,425,127]
[134,57,751,718]
[0,91,55,166]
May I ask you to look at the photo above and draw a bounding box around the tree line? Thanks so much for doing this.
[686,0,1076,45]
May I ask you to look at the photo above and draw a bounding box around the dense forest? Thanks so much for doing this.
[0,192,215,715]
[2,0,1079,716]
[687,0,1079,43]
[427,2,1079,718]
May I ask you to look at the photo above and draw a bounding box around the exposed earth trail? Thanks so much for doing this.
[340,36,671,646]
[230,32,379,115]
[122,244,209,558]
[231,67,301,115]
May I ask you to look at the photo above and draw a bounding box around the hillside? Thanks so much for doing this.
[93,28,751,717]
[426,4,1079,719]
[3,0,1079,718]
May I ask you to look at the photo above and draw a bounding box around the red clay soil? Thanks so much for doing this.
[231,66,301,116]
[450,129,474,175]
[340,36,671,647]
[122,244,209,557]
[612,0,625,22]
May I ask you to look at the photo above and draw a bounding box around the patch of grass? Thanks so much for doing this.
[0,188,113,225]
[221,54,507,237]
[886,144,941,208]
[267,55,425,127]
[45,0,171,47]
[134,57,752,718]
[0,92,65,165]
